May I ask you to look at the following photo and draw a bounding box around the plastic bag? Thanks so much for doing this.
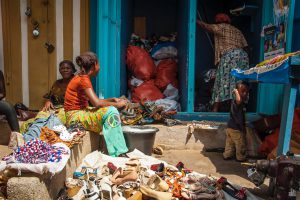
[129,76,143,88]
[155,99,181,112]
[155,59,178,90]
[126,45,156,80]
[151,42,177,60]
[163,84,179,101]
[131,80,164,103]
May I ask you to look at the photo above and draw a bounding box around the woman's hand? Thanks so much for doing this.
[112,97,121,102]
[42,100,54,111]
[115,99,127,109]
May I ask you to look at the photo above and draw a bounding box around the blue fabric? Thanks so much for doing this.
[231,59,290,84]
[23,114,64,142]
[151,42,176,55]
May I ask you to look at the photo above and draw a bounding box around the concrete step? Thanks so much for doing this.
[152,124,226,151]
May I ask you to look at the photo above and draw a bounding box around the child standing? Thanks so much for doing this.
[223,81,249,161]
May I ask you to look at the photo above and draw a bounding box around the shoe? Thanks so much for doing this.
[73,166,88,180]
[110,167,138,185]
[140,185,172,200]
[83,176,101,200]
[152,146,163,155]
[67,181,85,200]
[127,191,142,200]
[99,176,113,200]
[147,174,169,192]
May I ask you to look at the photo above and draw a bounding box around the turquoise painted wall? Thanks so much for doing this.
[257,0,295,115]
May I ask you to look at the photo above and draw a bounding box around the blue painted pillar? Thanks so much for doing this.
[277,83,297,155]
[277,0,296,156]
[186,0,197,112]
[95,0,109,99]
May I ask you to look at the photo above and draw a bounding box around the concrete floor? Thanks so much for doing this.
[151,124,270,199]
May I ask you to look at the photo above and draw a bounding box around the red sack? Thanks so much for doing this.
[126,45,156,80]
[131,80,164,103]
[155,59,178,90]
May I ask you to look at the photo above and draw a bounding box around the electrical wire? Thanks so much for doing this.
[197,9,214,51]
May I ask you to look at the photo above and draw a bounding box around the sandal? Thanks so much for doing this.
[83,176,101,200]
[99,176,113,200]
[121,114,143,125]
[140,185,172,200]
[147,174,169,192]
[110,167,138,185]
[66,180,85,200]
[73,166,88,180]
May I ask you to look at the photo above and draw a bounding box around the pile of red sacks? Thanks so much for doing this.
[126,45,178,103]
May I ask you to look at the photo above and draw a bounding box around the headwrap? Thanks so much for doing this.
[215,13,231,24]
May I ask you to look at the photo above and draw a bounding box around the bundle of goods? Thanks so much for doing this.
[119,97,180,126]
[126,33,180,115]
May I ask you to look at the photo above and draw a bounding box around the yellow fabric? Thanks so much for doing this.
[65,107,109,133]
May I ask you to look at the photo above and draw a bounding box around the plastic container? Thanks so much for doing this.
[122,125,159,155]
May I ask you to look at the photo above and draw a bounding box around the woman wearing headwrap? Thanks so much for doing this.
[197,13,249,112]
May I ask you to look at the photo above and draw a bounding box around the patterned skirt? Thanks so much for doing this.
[211,48,249,104]
[65,106,128,157]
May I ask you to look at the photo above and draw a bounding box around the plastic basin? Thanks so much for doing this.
[122,125,159,155]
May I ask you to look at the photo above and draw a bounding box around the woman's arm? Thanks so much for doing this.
[84,88,126,109]
[197,20,217,33]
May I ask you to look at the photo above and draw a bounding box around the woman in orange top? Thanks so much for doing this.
[64,51,128,157]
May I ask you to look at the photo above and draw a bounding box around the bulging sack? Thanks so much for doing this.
[126,45,156,80]
[155,59,178,90]
[131,80,164,103]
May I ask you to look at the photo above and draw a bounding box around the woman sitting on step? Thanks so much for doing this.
[64,51,128,157]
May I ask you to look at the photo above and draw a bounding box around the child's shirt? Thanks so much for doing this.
[227,100,246,133]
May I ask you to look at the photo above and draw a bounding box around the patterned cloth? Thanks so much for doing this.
[65,106,128,157]
[2,139,68,164]
[199,22,248,65]
[43,77,73,106]
[211,49,249,104]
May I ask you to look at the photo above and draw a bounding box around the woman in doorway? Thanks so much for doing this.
[42,60,76,111]
[64,51,128,157]
[197,13,249,112]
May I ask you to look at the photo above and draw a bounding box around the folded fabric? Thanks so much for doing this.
[23,114,64,142]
